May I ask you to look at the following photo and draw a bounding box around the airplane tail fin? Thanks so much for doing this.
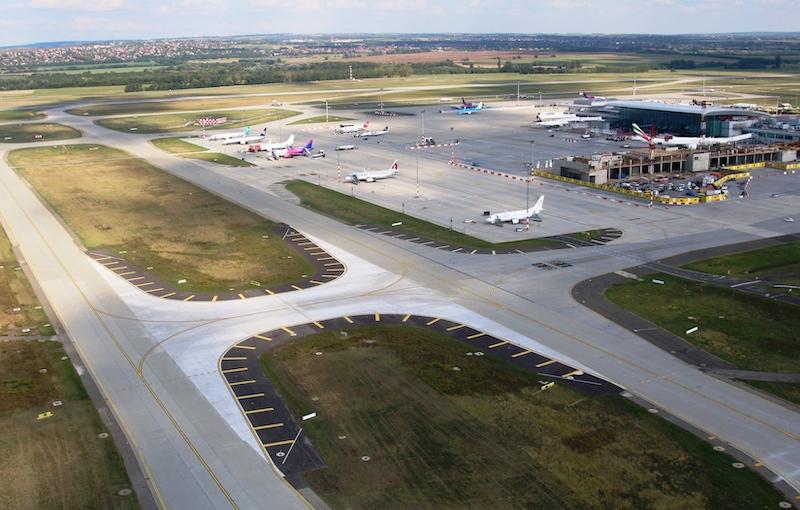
[305,139,313,149]
[632,123,651,142]
[530,195,544,215]
[363,121,369,128]
[286,134,295,147]
[391,160,399,170]
[462,97,467,105]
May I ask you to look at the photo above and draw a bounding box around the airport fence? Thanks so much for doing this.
[713,172,751,188]
[772,161,800,171]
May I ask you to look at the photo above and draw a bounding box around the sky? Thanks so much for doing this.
[2,0,799,47]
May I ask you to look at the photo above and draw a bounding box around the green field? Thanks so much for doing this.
[684,241,800,286]
[0,227,52,336]
[605,274,800,373]
[289,115,352,125]
[262,324,784,509]
[150,137,254,167]
[95,108,300,134]
[0,110,45,122]
[0,122,81,143]
[8,144,313,293]
[286,180,563,250]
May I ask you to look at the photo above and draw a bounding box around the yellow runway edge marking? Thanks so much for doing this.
[446,324,464,331]
[313,321,325,329]
[222,367,248,374]
[229,379,256,386]
[281,327,297,337]
[238,293,246,300]
[402,313,412,322]
[488,340,509,349]
[374,313,381,321]
[426,318,440,326]
[246,407,274,415]
[254,334,272,342]
[343,316,353,324]
[264,289,275,295]
[512,350,533,358]
[466,332,486,340]
[212,295,218,302]
[233,344,256,350]
[536,359,557,368]
[223,356,247,361]
[183,294,195,302]
[263,440,295,448]
[237,393,265,400]
[253,423,284,431]
[291,285,303,291]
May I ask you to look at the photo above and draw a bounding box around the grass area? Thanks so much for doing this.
[95,108,299,134]
[286,180,560,250]
[289,115,352,125]
[0,340,138,510]
[0,123,81,143]
[745,381,800,407]
[0,227,52,337]
[684,241,800,281]
[605,273,800,373]
[67,96,295,116]
[150,137,254,167]
[262,324,784,509]
[8,144,313,294]
[0,110,45,122]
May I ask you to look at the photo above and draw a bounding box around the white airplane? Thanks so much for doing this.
[221,127,267,145]
[361,126,389,138]
[246,135,295,153]
[486,195,544,224]
[335,122,369,135]
[344,160,399,183]
[208,131,242,142]
[632,123,752,150]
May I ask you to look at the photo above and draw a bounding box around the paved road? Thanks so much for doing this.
[1,100,799,508]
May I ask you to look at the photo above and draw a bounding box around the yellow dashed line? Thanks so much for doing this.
[308,251,326,256]
[291,285,303,291]
[321,274,337,279]
[310,280,323,285]
[536,359,557,368]
[146,288,164,293]
[446,324,464,331]
[253,423,284,431]
[466,332,486,340]
[402,314,412,322]
[562,369,582,378]
[237,393,265,400]
[426,318,440,326]
[135,282,155,287]
[512,350,533,358]
[323,262,340,267]
[212,295,218,302]
[488,340,509,349]
[245,407,274,415]
[183,295,195,302]
[160,292,176,298]
[281,327,297,337]
[263,440,295,448]
[222,367,247,374]
[118,271,136,276]
[109,266,128,271]
[344,316,353,324]
[238,293,246,300]
[229,379,256,386]
[223,356,247,361]
[254,334,272,342]
[374,313,381,322]
[313,321,325,329]
[264,289,275,295]
[128,276,145,282]
[233,344,256,350]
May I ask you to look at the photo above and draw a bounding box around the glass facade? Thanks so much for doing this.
[615,107,703,136]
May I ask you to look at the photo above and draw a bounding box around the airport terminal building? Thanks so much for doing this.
[584,101,769,137]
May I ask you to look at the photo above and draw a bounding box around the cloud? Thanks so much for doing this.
[31,0,125,10]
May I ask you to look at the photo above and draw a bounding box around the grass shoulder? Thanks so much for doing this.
[684,241,800,281]
[605,273,800,373]
[262,324,784,509]
[8,144,313,294]
[150,137,254,167]
[95,108,299,134]
[0,122,81,143]
[286,180,560,250]
[289,115,352,125]
[0,226,52,336]
[0,110,45,122]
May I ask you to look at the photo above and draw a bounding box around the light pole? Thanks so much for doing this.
[539,91,542,107]
[336,148,341,183]
[421,109,426,138]
[526,140,534,231]
[325,99,329,123]
[450,126,455,163]
[415,148,421,198]
[517,82,520,105]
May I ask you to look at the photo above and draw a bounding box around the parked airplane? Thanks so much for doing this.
[535,113,603,127]
[246,134,295,153]
[274,139,314,158]
[361,126,389,138]
[580,91,607,102]
[344,160,399,183]
[221,127,267,145]
[486,195,544,224]
[335,122,368,135]
[457,102,484,115]
[208,131,243,142]
[632,123,752,150]
[451,97,480,110]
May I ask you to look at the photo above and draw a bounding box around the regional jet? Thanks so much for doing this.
[221,127,267,145]
[246,134,295,153]
[632,123,752,150]
[335,122,369,135]
[344,160,399,183]
[361,126,389,138]
[486,195,544,224]
[273,139,314,158]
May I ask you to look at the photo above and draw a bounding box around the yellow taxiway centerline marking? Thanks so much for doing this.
[489,340,509,349]
[512,350,533,358]
[426,318,440,326]
[236,393,265,400]
[263,440,295,448]
[466,332,486,340]
[229,379,256,386]
[245,407,274,415]
[253,423,284,431]
[536,359,557,368]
